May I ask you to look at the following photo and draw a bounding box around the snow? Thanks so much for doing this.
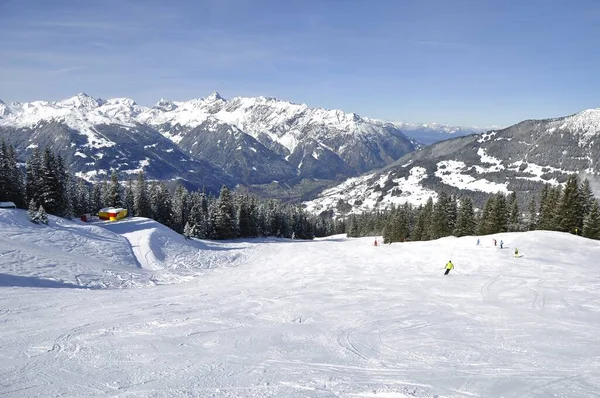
[122,158,151,175]
[556,108,600,141]
[435,160,510,194]
[2,209,600,396]
[74,151,87,158]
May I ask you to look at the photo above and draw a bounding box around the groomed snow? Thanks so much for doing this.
[2,209,600,397]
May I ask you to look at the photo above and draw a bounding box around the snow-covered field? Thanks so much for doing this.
[1,209,600,397]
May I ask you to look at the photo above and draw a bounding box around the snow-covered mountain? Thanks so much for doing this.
[305,107,600,216]
[137,92,419,181]
[388,121,491,145]
[2,207,600,397]
[0,92,431,190]
[0,93,233,192]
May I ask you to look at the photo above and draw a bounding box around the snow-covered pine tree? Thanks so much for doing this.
[236,194,256,238]
[38,205,48,225]
[54,155,69,217]
[28,198,39,224]
[183,221,193,240]
[170,184,189,233]
[38,149,61,216]
[106,170,123,208]
[26,147,42,207]
[134,171,151,218]
[0,140,7,201]
[0,142,26,207]
[90,182,103,214]
[150,181,171,225]
[124,179,134,218]
[213,186,238,239]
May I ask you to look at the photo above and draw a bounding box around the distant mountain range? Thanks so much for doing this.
[305,107,600,216]
[0,92,482,194]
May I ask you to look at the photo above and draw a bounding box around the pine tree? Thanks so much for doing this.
[91,182,103,213]
[507,192,520,232]
[28,198,39,223]
[38,149,62,216]
[539,184,561,230]
[38,205,48,225]
[579,178,595,220]
[477,196,496,235]
[134,171,151,217]
[582,199,600,240]
[454,197,476,237]
[183,221,193,240]
[526,197,537,231]
[0,142,26,207]
[213,186,237,239]
[124,179,135,217]
[411,198,433,241]
[492,193,509,233]
[26,148,42,206]
[150,181,171,225]
[106,170,123,208]
[237,195,257,238]
[556,175,583,233]
[0,140,7,202]
[170,184,189,233]
[430,192,452,239]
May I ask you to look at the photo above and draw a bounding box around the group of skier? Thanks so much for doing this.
[445,238,520,276]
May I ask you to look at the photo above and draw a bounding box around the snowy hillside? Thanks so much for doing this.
[2,209,600,397]
[305,107,600,216]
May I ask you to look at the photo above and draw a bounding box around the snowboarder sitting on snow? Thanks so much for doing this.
[514,248,519,257]
[444,260,454,275]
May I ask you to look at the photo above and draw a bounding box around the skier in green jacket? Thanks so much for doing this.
[444,260,454,275]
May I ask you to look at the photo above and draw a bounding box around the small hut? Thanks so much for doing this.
[98,207,128,222]
[0,202,16,209]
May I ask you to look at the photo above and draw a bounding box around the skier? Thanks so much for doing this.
[514,248,519,257]
[476,238,480,246]
[374,239,378,247]
[500,240,503,249]
[493,239,497,246]
[444,260,454,275]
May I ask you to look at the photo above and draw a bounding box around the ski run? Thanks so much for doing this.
[1,208,600,397]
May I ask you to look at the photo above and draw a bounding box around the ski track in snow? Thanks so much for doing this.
[1,210,600,397]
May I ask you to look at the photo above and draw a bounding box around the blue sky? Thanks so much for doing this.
[1,0,599,126]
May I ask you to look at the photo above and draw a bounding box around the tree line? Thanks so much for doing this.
[346,175,600,242]
[0,142,345,239]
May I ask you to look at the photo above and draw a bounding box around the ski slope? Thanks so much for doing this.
[1,209,600,397]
